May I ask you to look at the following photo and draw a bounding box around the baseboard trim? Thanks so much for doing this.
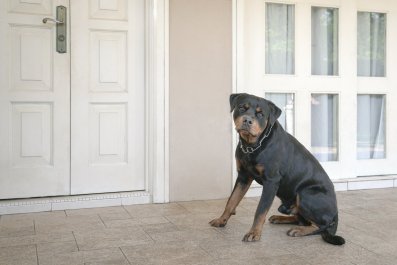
[246,175,397,197]
[0,191,151,215]
[1,176,397,215]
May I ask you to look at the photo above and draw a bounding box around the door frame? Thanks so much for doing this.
[0,0,169,206]
[146,0,170,203]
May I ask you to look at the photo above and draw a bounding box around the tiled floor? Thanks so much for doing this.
[0,188,396,265]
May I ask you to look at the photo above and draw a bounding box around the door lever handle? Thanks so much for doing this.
[42,6,67,53]
[42,17,64,24]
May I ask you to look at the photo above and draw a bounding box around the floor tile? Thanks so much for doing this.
[102,218,141,228]
[38,247,129,265]
[0,245,37,265]
[148,227,225,243]
[124,203,188,218]
[0,219,35,238]
[121,241,214,265]
[73,226,153,250]
[35,215,105,234]
[0,231,74,248]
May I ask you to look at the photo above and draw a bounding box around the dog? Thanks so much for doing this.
[210,93,345,245]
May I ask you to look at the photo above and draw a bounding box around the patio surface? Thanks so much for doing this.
[0,188,396,265]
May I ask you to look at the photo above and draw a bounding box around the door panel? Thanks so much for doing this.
[0,0,70,199]
[70,0,145,194]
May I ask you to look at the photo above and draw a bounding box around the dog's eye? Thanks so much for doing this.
[256,112,263,118]
[239,106,246,112]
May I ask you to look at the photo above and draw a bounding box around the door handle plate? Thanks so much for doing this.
[56,6,67,53]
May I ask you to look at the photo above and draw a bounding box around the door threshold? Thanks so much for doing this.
[0,191,151,215]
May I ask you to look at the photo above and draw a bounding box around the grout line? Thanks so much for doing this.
[119,247,132,265]
[162,215,179,229]
[176,202,194,214]
[347,239,383,257]
[98,214,107,228]
[72,231,80,251]
[141,225,156,242]
[35,244,39,265]
[122,205,134,219]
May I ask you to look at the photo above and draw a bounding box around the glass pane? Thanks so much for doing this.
[357,12,386,77]
[265,3,295,74]
[265,93,294,135]
[357,95,386,159]
[311,7,339,75]
[311,94,338,161]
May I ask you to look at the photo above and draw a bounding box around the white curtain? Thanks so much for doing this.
[265,3,294,74]
[311,7,338,75]
[265,93,294,135]
[357,95,385,159]
[357,12,386,77]
[311,94,338,162]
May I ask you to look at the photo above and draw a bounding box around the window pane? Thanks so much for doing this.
[311,94,338,161]
[265,93,294,135]
[311,7,339,75]
[357,95,386,159]
[265,3,295,74]
[357,12,386,77]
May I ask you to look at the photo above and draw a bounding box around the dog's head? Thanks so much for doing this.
[230,93,281,144]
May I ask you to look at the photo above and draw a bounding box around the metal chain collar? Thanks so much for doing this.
[239,123,274,154]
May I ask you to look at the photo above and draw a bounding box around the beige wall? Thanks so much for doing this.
[169,0,233,201]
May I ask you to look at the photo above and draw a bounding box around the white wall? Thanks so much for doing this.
[169,0,233,201]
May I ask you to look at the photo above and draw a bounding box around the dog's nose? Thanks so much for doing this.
[243,116,253,126]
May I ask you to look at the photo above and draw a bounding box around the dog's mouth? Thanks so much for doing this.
[237,129,260,144]
[236,128,258,137]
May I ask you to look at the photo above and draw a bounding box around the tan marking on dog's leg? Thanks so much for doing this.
[210,177,253,227]
[287,224,319,237]
[269,215,299,224]
[289,194,300,215]
[243,210,269,242]
[255,164,265,176]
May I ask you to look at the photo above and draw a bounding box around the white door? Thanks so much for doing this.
[70,0,145,194]
[0,0,146,199]
[0,0,70,199]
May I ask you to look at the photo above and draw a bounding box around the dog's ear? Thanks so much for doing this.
[267,100,282,125]
[229,93,243,112]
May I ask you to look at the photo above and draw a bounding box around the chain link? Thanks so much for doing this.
[239,123,274,154]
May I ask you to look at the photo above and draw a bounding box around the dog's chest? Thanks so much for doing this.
[241,159,266,185]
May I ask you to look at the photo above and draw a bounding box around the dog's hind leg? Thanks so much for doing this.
[287,224,319,237]
[268,215,299,224]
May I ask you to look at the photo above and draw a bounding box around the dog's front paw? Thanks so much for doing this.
[209,217,227,227]
[242,229,262,242]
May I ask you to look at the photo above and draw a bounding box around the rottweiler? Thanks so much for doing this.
[210,93,345,245]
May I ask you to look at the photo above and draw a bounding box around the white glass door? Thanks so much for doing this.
[235,0,397,182]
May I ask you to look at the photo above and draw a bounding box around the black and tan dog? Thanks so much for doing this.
[210,93,345,245]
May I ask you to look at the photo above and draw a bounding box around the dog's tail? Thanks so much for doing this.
[321,214,345,245]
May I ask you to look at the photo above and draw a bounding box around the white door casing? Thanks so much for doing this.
[0,0,70,199]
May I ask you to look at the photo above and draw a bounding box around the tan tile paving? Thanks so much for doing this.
[0,188,396,265]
